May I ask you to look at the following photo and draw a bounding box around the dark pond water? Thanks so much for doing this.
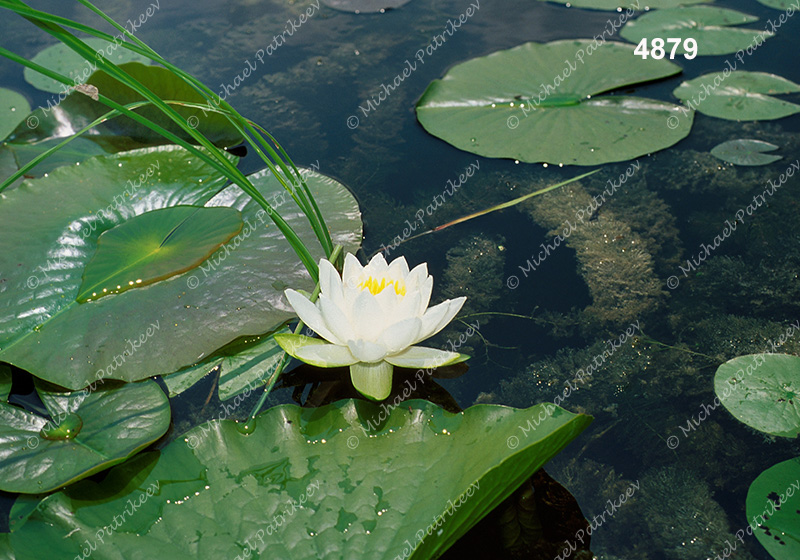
[1,0,800,558]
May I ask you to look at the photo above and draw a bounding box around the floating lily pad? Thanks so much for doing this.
[416,40,691,166]
[0,145,362,390]
[0,87,29,140]
[621,6,772,56]
[673,71,800,121]
[0,364,10,402]
[710,139,782,166]
[24,38,152,94]
[756,0,796,9]
[8,62,242,150]
[163,326,290,401]
[746,458,800,559]
[77,206,243,302]
[322,0,411,12]
[0,379,169,494]
[5,399,592,559]
[714,354,800,437]
[537,0,705,10]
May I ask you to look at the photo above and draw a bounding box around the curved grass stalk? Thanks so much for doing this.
[0,0,333,281]
[0,0,333,260]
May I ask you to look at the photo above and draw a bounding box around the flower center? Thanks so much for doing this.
[358,276,406,296]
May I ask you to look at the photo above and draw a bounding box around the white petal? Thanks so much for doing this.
[406,262,429,289]
[377,317,421,354]
[342,253,364,291]
[318,258,344,308]
[365,252,388,274]
[296,343,358,368]
[285,289,344,345]
[319,295,356,342]
[349,361,393,401]
[347,339,387,363]
[373,286,400,315]
[416,276,433,316]
[393,290,421,322]
[387,256,409,279]
[415,297,466,343]
[351,289,388,340]
[385,346,462,369]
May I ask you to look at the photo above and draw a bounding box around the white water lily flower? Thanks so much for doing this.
[275,253,467,401]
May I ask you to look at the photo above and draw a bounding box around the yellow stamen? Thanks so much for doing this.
[358,276,406,296]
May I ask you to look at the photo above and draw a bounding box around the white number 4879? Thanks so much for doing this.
[634,38,697,60]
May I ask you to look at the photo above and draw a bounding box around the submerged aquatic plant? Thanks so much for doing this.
[277,253,467,400]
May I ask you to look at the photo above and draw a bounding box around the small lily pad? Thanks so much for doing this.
[0,87,29,140]
[621,6,773,56]
[322,0,411,12]
[746,458,800,559]
[0,379,170,493]
[714,354,800,437]
[673,71,800,121]
[416,40,691,166]
[710,139,782,166]
[77,206,243,302]
[24,38,152,94]
[755,0,796,9]
[538,0,705,10]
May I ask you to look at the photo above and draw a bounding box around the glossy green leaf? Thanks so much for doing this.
[621,7,772,56]
[0,87,29,140]
[0,363,10,402]
[755,0,797,9]
[24,38,151,94]
[0,379,169,494]
[415,40,691,166]
[7,62,242,150]
[0,137,111,184]
[673,71,800,121]
[163,326,290,401]
[0,145,362,390]
[715,354,800,437]
[322,0,411,13]
[5,399,592,560]
[537,0,705,10]
[746,458,800,559]
[710,139,782,166]
[77,206,243,302]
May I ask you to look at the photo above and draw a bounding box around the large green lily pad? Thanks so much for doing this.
[24,38,152,94]
[0,364,10,402]
[537,0,705,10]
[77,206,243,302]
[4,399,592,560]
[714,354,800,437]
[416,40,691,166]
[746,458,800,559]
[0,145,362,390]
[0,87,29,140]
[163,326,290,401]
[8,62,242,150]
[621,7,772,56]
[710,139,782,166]
[0,379,169,494]
[673,71,800,121]
[756,0,796,9]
